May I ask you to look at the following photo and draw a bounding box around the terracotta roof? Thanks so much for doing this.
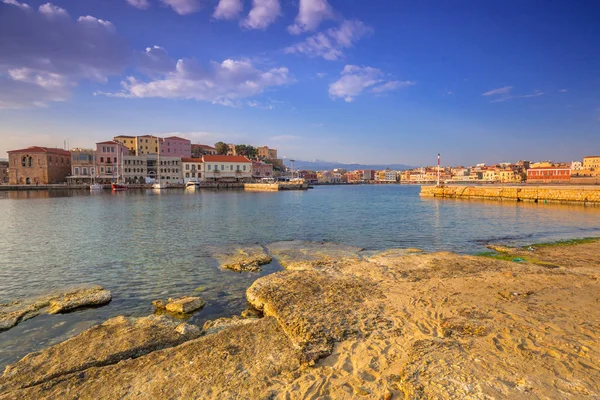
[114,135,135,138]
[583,156,600,158]
[202,155,251,163]
[181,157,203,162]
[528,167,571,170]
[96,140,121,145]
[7,146,70,155]
[165,136,190,142]
[191,144,216,149]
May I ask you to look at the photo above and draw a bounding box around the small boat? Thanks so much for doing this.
[152,182,168,190]
[185,179,200,190]
[90,183,103,191]
[112,183,128,191]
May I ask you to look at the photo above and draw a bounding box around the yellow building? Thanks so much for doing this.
[113,135,137,155]
[583,156,600,171]
[257,146,277,160]
[498,169,521,183]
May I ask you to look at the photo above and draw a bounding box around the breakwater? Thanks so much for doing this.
[420,185,600,205]
[244,182,308,191]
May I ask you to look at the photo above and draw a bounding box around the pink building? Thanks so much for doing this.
[96,141,129,182]
[161,136,191,158]
[252,161,273,179]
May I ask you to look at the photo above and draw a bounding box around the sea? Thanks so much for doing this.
[1,185,599,368]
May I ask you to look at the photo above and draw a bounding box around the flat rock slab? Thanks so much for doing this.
[0,315,201,394]
[3,317,301,400]
[211,244,272,272]
[0,285,111,332]
[164,296,205,314]
[266,240,363,270]
[247,269,391,362]
[202,316,258,335]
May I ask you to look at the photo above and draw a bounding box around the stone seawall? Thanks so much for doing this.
[244,183,308,191]
[420,185,600,205]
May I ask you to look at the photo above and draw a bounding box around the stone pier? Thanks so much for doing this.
[420,185,600,205]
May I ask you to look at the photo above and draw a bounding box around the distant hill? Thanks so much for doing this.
[282,159,414,171]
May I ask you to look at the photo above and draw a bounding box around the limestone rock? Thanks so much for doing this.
[212,244,272,273]
[165,296,205,314]
[266,240,363,270]
[4,318,301,399]
[175,323,201,336]
[46,286,112,314]
[202,316,258,335]
[0,285,111,332]
[0,315,200,393]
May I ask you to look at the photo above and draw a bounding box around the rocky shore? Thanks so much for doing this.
[1,239,599,399]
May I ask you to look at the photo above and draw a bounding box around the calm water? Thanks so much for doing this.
[1,185,600,368]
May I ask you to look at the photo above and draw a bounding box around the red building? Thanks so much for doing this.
[252,161,273,179]
[300,170,318,183]
[7,146,71,184]
[527,167,571,183]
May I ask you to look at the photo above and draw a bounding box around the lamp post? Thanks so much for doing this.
[437,153,440,186]
[290,159,295,180]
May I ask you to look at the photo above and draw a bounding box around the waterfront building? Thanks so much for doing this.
[114,135,191,158]
[182,158,205,181]
[191,144,217,157]
[68,148,96,185]
[7,146,71,185]
[527,167,571,183]
[252,161,273,179]
[498,169,521,183]
[0,160,8,184]
[583,156,600,171]
[571,161,583,171]
[95,141,129,183]
[360,169,375,181]
[483,169,498,182]
[300,170,318,183]
[203,155,252,181]
[122,155,182,184]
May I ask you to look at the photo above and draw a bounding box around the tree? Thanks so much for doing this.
[235,144,257,159]
[215,142,228,155]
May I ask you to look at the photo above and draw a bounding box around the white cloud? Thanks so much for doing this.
[100,54,294,105]
[0,1,127,108]
[482,86,512,96]
[126,0,151,9]
[316,72,327,78]
[519,90,544,98]
[329,65,412,102]
[371,80,416,94]
[213,0,244,20]
[270,134,299,141]
[284,19,372,61]
[136,45,177,76]
[2,0,30,9]
[558,89,568,93]
[241,0,280,30]
[160,0,202,15]
[38,2,68,18]
[288,0,334,34]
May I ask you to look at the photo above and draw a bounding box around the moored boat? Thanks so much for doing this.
[90,183,103,191]
[185,179,200,190]
[111,183,128,191]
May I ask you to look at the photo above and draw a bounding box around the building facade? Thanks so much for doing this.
[203,155,252,181]
[68,148,96,185]
[257,146,278,160]
[191,144,217,157]
[7,146,71,185]
[0,161,8,184]
[527,167,571,183]
[114,135,191,158]
[252,161,274,179]
[161,136,191,158]
[95,141,129,183]
[122,155,182,184]
[182,158,205,181]
[583,156,600,171]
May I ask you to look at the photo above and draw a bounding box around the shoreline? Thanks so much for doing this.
[1,237,599,398]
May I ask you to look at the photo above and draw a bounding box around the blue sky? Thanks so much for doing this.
[0,0,598,166]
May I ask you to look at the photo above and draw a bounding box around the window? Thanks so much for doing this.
[230,165,233,171]
[186,164,190,170]
[207,165,211,170]
[243,165,246,171]
[83,168,88,175]
[75,167,79,175]
[221,164,224,170]
[114,158,117,163]
[185,172,190,178]
[22,156,27,167]
[100,157,104,163]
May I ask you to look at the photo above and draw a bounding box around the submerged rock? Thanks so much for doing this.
[265,240,363,270]
[212,244,272,273]
[0,285,111,332]
[0,315,201,393]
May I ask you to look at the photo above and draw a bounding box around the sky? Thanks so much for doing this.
[0,0,599,166]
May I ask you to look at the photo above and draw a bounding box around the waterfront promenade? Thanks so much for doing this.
[421,184,600,205]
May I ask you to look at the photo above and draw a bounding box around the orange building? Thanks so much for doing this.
[527,167,571,183]
[7,146,71,185]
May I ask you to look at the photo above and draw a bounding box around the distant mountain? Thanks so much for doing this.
[282,159,414,171]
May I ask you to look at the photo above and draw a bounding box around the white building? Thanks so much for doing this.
[201,155,252,182]
[182,158,205,181]
[571,161,583,171]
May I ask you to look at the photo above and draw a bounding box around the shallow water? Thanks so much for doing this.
[1,185,599,368]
